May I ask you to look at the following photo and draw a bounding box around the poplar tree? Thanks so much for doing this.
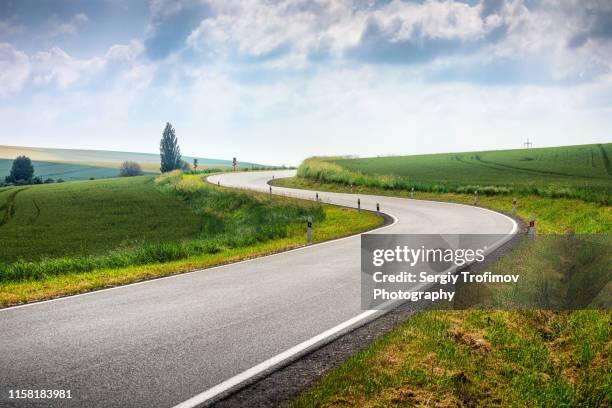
[159,122,182,172]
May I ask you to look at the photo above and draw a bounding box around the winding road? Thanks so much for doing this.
[0,170,516,407]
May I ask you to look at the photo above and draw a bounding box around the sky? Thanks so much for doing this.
[0,0,611,165]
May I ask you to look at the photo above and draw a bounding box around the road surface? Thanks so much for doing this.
[0,170,516,407]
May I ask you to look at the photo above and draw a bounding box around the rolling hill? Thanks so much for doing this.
[0,145,266,181]
[296,143,612,203]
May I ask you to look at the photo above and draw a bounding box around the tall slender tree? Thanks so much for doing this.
[159,122,182,172]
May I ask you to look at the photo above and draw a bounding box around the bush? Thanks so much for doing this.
[119,161,143,177]
[44,178,55,184]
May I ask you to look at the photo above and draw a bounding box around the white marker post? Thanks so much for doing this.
[529,214,535,239]
[376,203,380,213]
[357,198,360,211]
[316,192,319,201]
[512,197,517,214]
[307,216,312,244]
[474,190,478,206]
[269,185,272,196]
[217,181,220,186]
[410,187,414,198]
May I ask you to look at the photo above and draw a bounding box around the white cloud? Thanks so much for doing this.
[47,13,89,37]
[0,43,31,97]
[31,46,105,88]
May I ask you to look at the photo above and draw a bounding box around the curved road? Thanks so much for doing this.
[0,170,516,408]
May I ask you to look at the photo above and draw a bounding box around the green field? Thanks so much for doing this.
[0,145,274,181]
[0,159,156,181]
[299,143,612,203]
[0,176,203,263]
[0,172,382,305]
[0,145,264,168]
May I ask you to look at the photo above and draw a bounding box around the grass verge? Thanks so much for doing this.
[272,177,611,234]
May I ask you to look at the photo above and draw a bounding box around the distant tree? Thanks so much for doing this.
[44,178,55,184]
[119,161,143,177]
[160,122,182,172]
[57,178,65,183]
[180,160,191,171]
[193,158,198,171]
[6,155,34,183]
[32,176,43,184]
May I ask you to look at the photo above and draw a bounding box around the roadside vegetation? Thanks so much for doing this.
[0,172,382,306]
[275,145,611,407]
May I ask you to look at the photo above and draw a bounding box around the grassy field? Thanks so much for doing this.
[298,143,612,203]
[0,145,264,169]
[273,147,611,407]
[0,172,383,306]
[0,145,277,181]
[0,159,158,181]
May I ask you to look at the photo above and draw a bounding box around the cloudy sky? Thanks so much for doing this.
[1,0,611,165]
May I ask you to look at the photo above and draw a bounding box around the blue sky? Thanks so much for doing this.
[1,0,611,165]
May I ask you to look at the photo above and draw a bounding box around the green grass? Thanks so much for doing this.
[0,176,203,263]
[298,143,612,204]
[0,172,383,306]
[273,177,612,234]
[0,159,156,181]
[290,310,610,407]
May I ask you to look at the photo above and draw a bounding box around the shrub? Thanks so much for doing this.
[119,161,143,177]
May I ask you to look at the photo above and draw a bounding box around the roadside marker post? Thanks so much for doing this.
[410,187,414,198]
[529,215,535,238]
[316,192,319,201]
[357,198,361,211]
[307,216,312,244]
[217,181,220,186]
[376,203,380,213]
[512,197,517,214]
[269,185,272,196]
[474,190,478,206]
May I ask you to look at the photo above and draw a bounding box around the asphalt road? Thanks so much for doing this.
[0,170,516,407]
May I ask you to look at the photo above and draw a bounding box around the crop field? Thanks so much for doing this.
[0,145,264,170]
[0,176,204,263]
[299,143,612,203]
[0,172,382,305]
[0,159,146,181]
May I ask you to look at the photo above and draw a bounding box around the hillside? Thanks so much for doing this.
[298,143,612,203]
[0,159,157,181]
[0,145,266,180]
[0,176,203,262]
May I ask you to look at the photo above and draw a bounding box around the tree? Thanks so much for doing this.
[119,161,143,177]
[159,122,182,172]
[6,155,34,183]
[180,160,191,171]
[193,158,198,171]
